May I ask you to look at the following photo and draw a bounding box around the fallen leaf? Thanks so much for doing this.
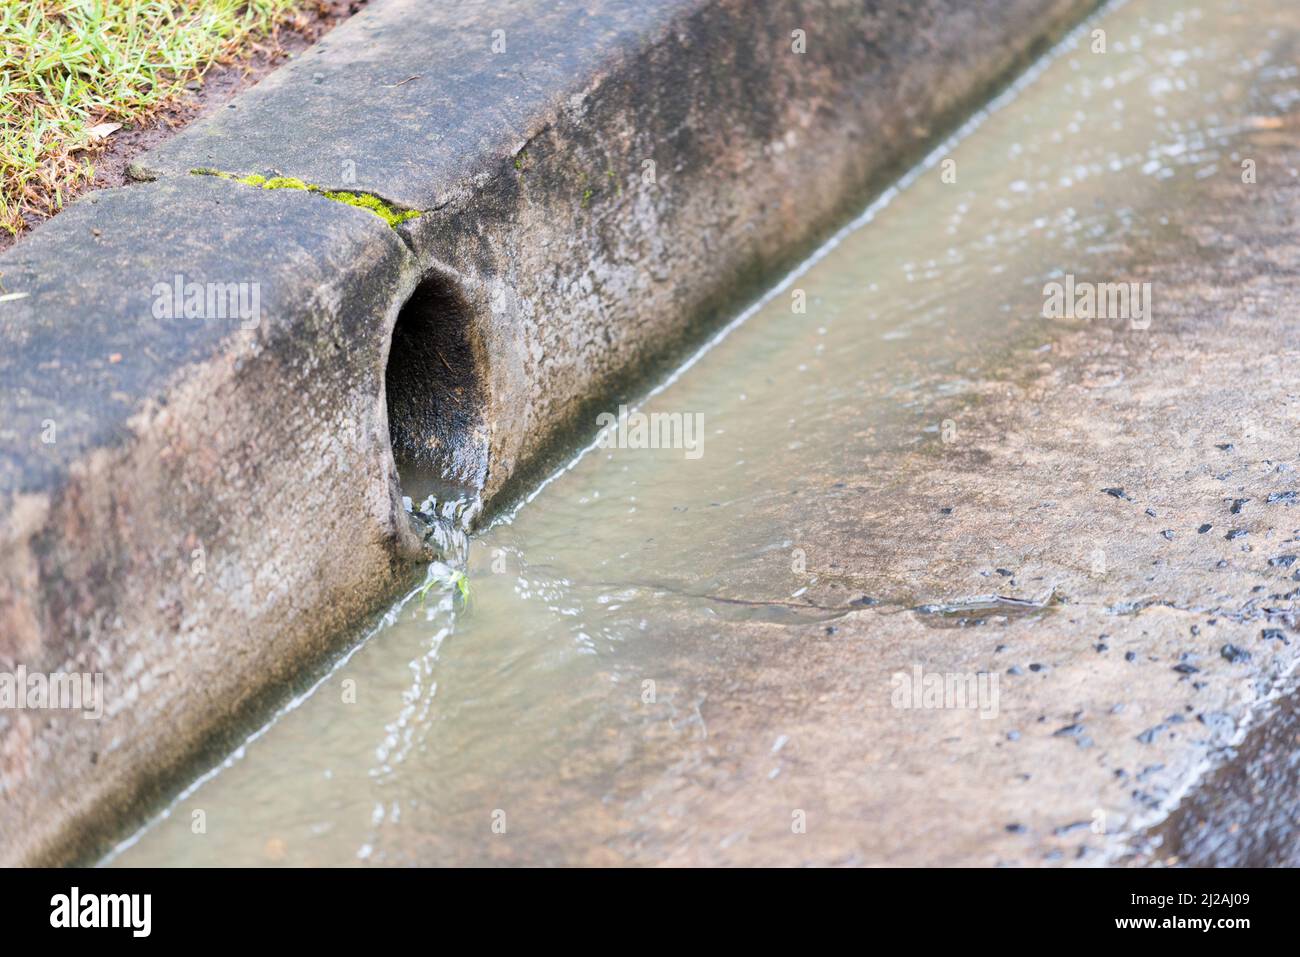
[72,122,122,150]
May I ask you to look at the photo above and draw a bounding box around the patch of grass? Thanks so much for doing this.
[0,0,306,236]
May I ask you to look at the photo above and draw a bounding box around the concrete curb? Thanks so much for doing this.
[0,0,1098,865]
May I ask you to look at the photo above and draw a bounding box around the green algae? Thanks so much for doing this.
[319,189,421,226]
[191,168,420,227]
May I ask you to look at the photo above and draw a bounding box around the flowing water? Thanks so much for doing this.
[107,0,1300,865]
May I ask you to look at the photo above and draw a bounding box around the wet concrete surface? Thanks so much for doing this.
[133,0,1099,507]
[110,0,1300,867]
[0,176,426,868]
[1,0,1097,865]
[1148,689,1300,866]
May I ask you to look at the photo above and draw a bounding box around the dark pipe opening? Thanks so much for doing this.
[385,274,488,505]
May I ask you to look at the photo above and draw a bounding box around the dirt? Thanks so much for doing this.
[0,0,369,256]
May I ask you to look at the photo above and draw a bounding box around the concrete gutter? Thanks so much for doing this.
[0,0,1099,865]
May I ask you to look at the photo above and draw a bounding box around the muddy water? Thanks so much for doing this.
[108,0,1298,865]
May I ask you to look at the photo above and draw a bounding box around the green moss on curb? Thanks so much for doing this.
[191,168,421,227]
[262,175,309,191]
[318,189,421,226]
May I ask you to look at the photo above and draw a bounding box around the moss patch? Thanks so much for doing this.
[192,168,421,227]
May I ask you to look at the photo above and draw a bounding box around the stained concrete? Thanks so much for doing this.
[1148,690,1300,867]
[19,0,1296,870]
[0,176,428,866]
[133,0,1102,506]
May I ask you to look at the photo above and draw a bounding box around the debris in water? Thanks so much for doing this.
[1136,724,1167,744]
[1052,820,1091,836]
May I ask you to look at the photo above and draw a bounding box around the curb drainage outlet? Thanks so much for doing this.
[385,270,490,511]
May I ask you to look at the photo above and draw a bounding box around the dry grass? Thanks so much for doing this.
[0,0,309,236]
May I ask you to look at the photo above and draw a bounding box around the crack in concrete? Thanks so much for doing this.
[1099,595,1298,630]
[587,579,1063,625]
[188,168,424,246]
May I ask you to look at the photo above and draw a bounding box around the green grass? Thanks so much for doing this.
[0,0,307,236]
